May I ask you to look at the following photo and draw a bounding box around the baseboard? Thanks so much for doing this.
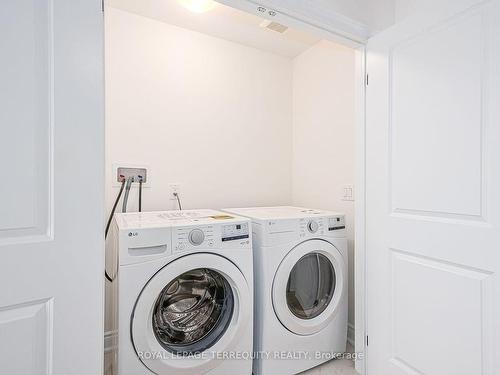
[347,323,355,347]
[104,330,118,353]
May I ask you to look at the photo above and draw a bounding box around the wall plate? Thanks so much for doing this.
[111,163,151,188]
[168,183,181,200]
[117,167,147,183]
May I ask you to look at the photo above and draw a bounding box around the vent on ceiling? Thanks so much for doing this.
[259,20,289,34]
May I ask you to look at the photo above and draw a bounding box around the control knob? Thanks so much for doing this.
[307,220,319,233]
[188,229,205,246]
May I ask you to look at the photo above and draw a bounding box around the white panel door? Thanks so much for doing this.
[366,1,500,374]
[0,1,104,374]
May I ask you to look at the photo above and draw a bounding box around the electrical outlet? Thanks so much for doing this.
[168,183,181,200]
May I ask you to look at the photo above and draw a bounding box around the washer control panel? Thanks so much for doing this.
[328,216,345,231]
[173,221,250,253]
[221,222,249,242]
[173,225,215,252]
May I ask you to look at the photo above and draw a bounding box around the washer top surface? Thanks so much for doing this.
[224,206,343,221]
[114,209,247,230]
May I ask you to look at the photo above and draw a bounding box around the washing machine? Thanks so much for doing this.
[223,206,348,375]
[108,209,253,375]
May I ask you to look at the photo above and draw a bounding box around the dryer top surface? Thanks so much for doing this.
[224,206,344,221]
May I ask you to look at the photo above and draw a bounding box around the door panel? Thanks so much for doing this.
[0,0,104,374]
[0,299,53,374]
[390,10,484,218]
[0,0,51,242]
[366,1,499,374]
[390,250,491,375]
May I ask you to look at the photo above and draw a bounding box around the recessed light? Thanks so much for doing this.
[178,0,217,13]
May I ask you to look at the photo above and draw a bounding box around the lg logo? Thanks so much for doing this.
[128,232,138,237]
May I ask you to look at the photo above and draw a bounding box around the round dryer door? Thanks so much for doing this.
[132,253,251,375]
[272,239,346,335]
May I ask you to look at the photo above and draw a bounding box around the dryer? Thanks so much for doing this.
[223,206,348,375]
[108,209,253,375]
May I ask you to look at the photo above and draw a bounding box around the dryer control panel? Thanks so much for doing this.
[328,216,346,231]
[299,218,326,237]
[298,215,346,239]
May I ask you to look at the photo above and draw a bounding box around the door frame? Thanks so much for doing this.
[354,45,367,375]
[214,1,368,373]
[101,0,369,373]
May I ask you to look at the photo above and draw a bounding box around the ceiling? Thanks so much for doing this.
[105,0,321,58]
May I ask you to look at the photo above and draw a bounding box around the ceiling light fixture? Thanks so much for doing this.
[178,0,217,13]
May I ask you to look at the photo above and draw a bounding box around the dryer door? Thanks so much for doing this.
[272,239,346,335]
[132,253,251,375]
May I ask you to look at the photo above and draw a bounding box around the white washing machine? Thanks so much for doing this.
[223,206,348,375]
[108,209,253,375]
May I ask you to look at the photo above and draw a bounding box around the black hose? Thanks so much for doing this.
[105,179,126,282]
[139,180,143,212]
[105,179,126,238]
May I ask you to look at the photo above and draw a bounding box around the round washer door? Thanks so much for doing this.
[272,239,346,336]
[132,253,251,375]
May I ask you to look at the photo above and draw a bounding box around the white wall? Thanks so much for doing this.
[291,41,356,328]
[105,7,293,214]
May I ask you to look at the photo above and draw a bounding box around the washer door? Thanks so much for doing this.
[132,253,251,375]
[272,239,346,335]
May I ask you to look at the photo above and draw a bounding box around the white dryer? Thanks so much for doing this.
[223,206,348,375]
[109,209,253,375]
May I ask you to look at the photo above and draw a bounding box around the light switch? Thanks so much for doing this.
[342,184,354,201]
